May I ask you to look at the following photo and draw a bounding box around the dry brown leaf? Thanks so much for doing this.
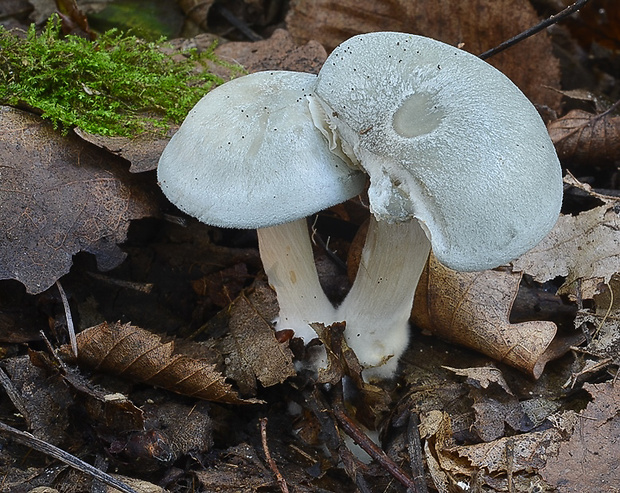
[73,127,175,173]
[140,401,213,457]
[548,108,620,164]
[512,201,620,300]
[313,322,348,385]
[566,276,620,386]
[419,410,460,493]
[286,0,561,108]
[420,408,565,492]
[222,283,296,394]
[2,355,73,444]
[541,382,620,492]
[445,366,532,442]
[0,106,157,294]
[443,365,513,394]
[215,28,328,75]
[412,254,557,378]
[65,322,260,405]
[449,428,563,491]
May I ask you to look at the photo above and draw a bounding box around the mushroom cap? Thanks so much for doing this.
[314,32,563,271]
[158,71,364,229]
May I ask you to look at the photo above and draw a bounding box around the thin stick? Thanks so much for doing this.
[0,421,138,493]
[407,412,429,493]
[260,418,289,493]
[0,367,30,426]
[506,438,515,493]
[56,280,77,357]
[331,397,419,492]
[479,0,591,60]
[212,4,262,42]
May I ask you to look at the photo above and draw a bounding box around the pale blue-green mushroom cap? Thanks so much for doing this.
[158,71,365,228]
[313,32,563,271]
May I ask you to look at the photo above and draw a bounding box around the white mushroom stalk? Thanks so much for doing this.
[337,217,430,380]
[257,219,337,342]
[314,32,564,380]
[157,71,364,344]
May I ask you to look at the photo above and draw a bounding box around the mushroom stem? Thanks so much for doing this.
[337,216,431,380]
[257,218,337,342]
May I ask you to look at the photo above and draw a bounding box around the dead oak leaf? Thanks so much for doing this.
[64,322,260,405]
[0,106,157,294]
[512,201,620,300]
[412,254,557,378]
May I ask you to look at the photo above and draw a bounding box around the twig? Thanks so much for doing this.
[407,412,428,493]
[593,280,614,340]
[39,330,69,372]
[479,0,591,60]
[0,421,138,493]
[56,280,77,357]
[331,390,419,492]
[506,438,515,493]
[260,418,289,493]
[212,4,262,42]
[87,272,154,293]
[0,367,31,427]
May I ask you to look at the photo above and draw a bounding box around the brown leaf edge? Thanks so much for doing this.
[63,322,262,405]
[548,108,620,164]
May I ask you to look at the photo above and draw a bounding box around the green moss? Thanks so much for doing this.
[0,15,243,136]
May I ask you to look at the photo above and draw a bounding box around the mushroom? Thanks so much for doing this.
[310,32,563,380]
[158,71,365,343]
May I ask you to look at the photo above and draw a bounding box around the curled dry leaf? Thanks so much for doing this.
[286,0,561,109]
[65,322,261,405]
[547,108,620,165]
[0,106,157,294]
[412,254,558,379]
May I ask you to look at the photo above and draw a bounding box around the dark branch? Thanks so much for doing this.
[479,0,591,60]
[0,421,138,493]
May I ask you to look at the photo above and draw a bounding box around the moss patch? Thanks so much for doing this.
[0,16,242,136]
